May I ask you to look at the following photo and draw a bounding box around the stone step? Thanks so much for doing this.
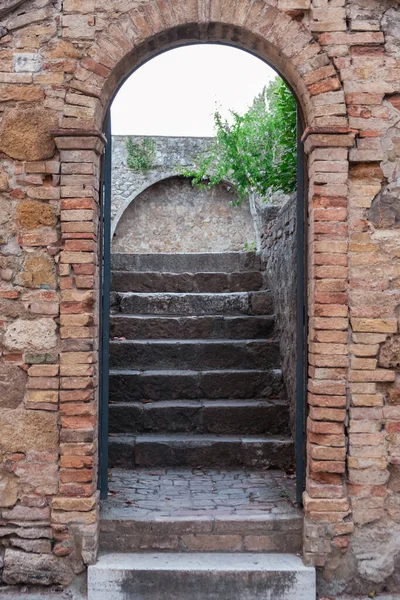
[108,434,294,470]
[109,400,290,435]
[109,339,280,371]
[111,252,261,273]
[111,270,265,293]
[110,314,275,340]
[109,369,284,402]
[88,553,315,600]
[100,516,302,554]
[115,291,273,316]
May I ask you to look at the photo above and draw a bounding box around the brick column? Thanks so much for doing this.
[50,130,105,565]
[302,128,356,566]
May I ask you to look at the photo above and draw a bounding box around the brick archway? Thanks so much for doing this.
[51,0,355,573]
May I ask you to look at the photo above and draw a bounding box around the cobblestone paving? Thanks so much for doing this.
[102,468,300,520]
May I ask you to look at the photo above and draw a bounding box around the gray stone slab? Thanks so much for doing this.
[118,291,255,316]
[109,339,280,370]
[88,552,315,600]
[110,314,275,340]
[108,368,284,401]
[111,252,261,273]
[108,399,290,435]
[108,433,294,470]
[111,270,265,293]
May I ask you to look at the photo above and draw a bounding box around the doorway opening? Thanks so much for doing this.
[99,44,307,553]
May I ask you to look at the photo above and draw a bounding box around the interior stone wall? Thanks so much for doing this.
[256,194,298,438]
[0,0,399,595]
[113,175,256,253]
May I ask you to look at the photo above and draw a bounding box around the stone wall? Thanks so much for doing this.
[112,136,256,253]
[0,0,399,595]
[256,194,298,438]
[111,135,212,231]
[113,177,256,253]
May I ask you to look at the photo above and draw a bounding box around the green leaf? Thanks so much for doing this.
[180,77,297,202]
[126,137,155,172]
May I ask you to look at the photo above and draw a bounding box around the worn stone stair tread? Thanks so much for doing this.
[116,291,273,316]
[110,338,275,344]
[111,270,265,293]
[100,511,302,525]
[111,251,261,273]
[88,553,315,600]
[93,552,310,570]
[112,434,292,443]
[108,399,290,435]
[109,368,283,376]
[109,368,284,402]
[108,434,294,469]
[109,339,280,370]
[110,314,276,340]
[111,314,275,320]
[109,399,288,407]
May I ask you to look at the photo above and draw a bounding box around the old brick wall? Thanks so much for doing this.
[111,135,256,253]
[0,0,399,594]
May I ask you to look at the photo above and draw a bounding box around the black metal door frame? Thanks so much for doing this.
[98,106,308,504]
[295,107,308,504]
[99,110,112,500]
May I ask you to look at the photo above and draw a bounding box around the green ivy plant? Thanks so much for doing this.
[126,137,155,173]
[181,77,297,203]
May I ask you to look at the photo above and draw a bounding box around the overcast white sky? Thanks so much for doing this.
[111,45,277,137]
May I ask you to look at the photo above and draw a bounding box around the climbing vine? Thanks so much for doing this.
[181,77,297,203]
[126,136,155,173]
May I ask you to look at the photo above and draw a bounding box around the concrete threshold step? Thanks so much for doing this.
[109,339,280,370]
[108,434,294,470]
[111,270,265,293]
[111,251,261,273]
[109,368,284,401]
[114,291,273,316]
[88,553,315,600]
[110,314,275,340]
[109,399,290,435]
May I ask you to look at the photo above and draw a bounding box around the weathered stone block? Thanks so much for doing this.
[4,318,57,353]
[12,462,58,495]
[0,361,27,409]
[0,471,19,508]
[0,106,58,161]
[17,200,57,229]
[10,538,52,554]
[2,548,74,586]
[18,253,56,289]
[0,407,58,452]
[14,53,42,72]
[369,191,400,228]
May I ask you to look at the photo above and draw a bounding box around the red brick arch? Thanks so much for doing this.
[66,0,347,130]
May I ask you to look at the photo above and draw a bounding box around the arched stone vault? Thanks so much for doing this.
[112,170,180,236]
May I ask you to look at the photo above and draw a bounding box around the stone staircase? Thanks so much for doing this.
[107,252,293,470]
[88,252,315,600]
